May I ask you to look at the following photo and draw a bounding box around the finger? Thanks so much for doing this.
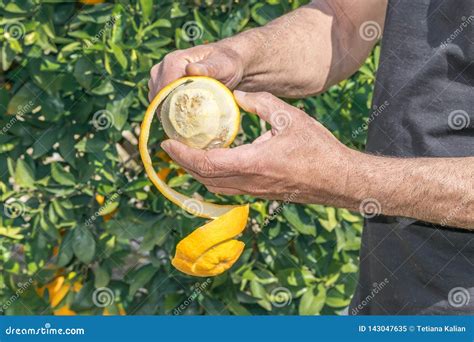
[205,185,244,196]
[252,130,274,144]
[161,139,250,178]
[233,90,301,133]
[147,78,155,102]
[148,57,188,102]
[185,54,242,89]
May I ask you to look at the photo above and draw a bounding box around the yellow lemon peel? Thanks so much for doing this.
[139,76,248,277]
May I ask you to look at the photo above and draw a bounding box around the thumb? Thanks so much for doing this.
[234,90,298,132]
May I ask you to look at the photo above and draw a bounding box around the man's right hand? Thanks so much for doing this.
[148,44,244,102]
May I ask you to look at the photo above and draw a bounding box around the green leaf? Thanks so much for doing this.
[51,163,76,186]
[140,223,168,251]
[325,289,351,308]
[7,84,39,115]
[106,91,133,130]
[128,264,157,297]
[109,42,128,69]
[282,205,316,236]
[32,129,58,158]
[93,265,110,288]
[139,0,153,22]
[251,3,284,26]
[98,200,119,216]
[319,207,338,232]
[298,284,326,315]
[72,225,96,264]
[57,230,74,267]
[14,159,35,188]
[73,57,95,89]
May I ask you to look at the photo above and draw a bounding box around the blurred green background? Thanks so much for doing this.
[0,0,378,315]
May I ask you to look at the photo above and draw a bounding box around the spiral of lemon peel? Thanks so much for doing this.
[139,76,249,277]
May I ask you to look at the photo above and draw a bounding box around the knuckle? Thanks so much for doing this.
[257,91,273,102]
[150,63,161,76]
[196,155,216,177]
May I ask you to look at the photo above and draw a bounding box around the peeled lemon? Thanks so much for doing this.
[140,76,248,277]
[160,78,240,149]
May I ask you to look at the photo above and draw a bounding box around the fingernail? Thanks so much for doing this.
[161,140,171,151]
[187,62,208,76]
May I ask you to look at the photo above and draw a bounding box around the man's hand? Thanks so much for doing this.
[161,91,355,205]
[161,91,474,230]
[148,44,244,102]
[149,1,387,100]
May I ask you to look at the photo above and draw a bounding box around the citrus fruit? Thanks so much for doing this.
[139,76,248,277]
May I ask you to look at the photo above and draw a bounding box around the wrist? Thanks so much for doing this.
[337,148,378,211]
[217,29,267,88]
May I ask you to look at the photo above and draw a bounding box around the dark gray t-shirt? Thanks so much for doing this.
[350,0,474,315]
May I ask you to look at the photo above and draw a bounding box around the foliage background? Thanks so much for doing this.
[0,0,378,315]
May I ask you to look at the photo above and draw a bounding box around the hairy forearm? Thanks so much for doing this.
[342,152,474,229]
[218,0,387,97]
